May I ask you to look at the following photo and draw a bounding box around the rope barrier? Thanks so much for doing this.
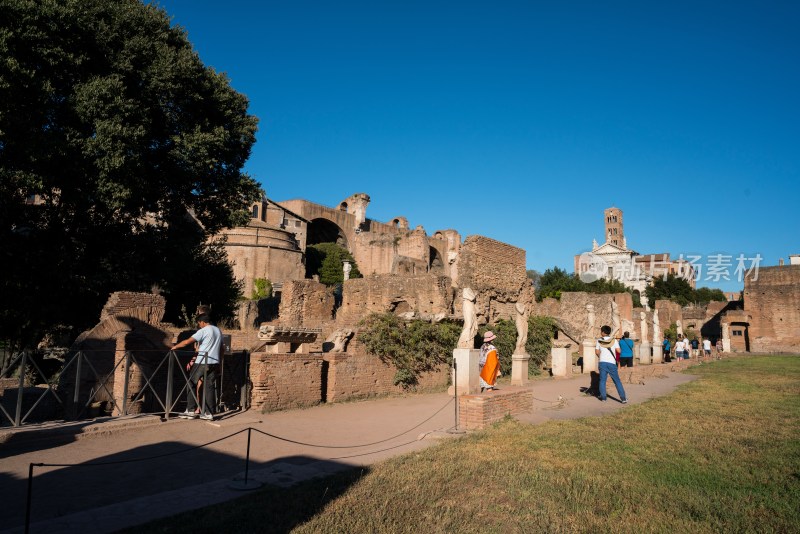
[251,397,454,449]
[23,397,456,533]
[29,428,250,467]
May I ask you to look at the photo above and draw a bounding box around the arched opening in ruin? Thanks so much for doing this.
[429,246,444,273]
[391,300,412,316]
[338,202,348,211]
[307,218,348,248]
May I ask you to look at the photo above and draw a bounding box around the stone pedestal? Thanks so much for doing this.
[639,342,652,364]
[582,339,598,374]
[449,348,480,396]
[651,346,663,364]
[551,347,569,378]
[510,354,530,386]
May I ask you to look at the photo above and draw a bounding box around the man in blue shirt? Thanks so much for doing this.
[171,314,222,420]
[619,331,635,367]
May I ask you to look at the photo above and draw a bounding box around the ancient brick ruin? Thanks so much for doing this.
[48,194,800,423]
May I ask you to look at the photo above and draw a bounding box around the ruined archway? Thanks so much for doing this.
[307,218,348,248]
[429,246,444,273]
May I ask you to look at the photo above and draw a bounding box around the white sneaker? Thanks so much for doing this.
[179,411,199,419]
[199,413,214,421]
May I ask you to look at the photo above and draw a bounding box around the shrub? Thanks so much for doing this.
[357,313,460,388]
[251,278,272,300]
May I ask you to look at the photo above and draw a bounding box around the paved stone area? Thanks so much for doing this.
[0,371,697,534]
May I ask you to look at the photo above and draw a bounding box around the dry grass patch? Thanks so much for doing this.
[131,355,800,534]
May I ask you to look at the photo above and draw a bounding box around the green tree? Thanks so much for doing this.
[0,0,261,349]
[694,287,728,305]
[646,274,691,306]
[306,243,361,286]
[537,267,586,301]
[536,266,635,303]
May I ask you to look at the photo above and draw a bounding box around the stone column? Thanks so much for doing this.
[551,346,569,378]
[511,354,530,386]
[449,348,480,396]
[639,342,652,364]
[722,322,731,353]
[582,339,598,374]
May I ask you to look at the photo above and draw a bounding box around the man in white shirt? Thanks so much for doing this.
[703,338,712,357]
[595,325,628,404]
[171,314,222,420]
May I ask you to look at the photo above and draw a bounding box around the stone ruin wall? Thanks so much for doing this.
[71,292,174,416]
[337,274,454,326]
[745,265,800,353]
[249,352,325,412]
[323,350,448,404]
[278,279,335,327]
[533,292,633,342]
[457,235,528,324]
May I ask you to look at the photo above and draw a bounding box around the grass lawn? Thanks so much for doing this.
[130,354,800,533]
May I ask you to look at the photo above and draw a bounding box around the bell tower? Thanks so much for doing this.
[604,207,624,248]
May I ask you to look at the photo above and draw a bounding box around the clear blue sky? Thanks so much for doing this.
[153,0,799,292]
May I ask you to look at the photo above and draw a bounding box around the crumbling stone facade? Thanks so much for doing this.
[69,292,173,416]
[278,280,335,327]
[337,274,454,324]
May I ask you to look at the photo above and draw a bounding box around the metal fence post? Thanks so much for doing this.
[15,351,26,427]
[73,351,83,405]
[122,351,131,416]
[166,350,174,419]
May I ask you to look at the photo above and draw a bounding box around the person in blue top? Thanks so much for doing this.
[619,331,634,367]
[662,335,672,362]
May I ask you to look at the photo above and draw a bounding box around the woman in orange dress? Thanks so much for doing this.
[479,331,501,392]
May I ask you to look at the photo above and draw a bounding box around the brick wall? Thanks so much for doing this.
[279,280,334,326]
[249,353,324,412]
[458,235,527,293]
[458,389,533,430]
[99,291,165,324]
[745,265,800,353]
[323,351,449,402]
[337,274,454,323]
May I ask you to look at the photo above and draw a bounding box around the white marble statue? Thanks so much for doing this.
[585,304,595,339]
[653,309,660,344]
[514,302,529,355]
[342,260,352,281]
[611,300,620,337]
[457,288,478,349]
[640,311,648,342]
[676,319,683,337]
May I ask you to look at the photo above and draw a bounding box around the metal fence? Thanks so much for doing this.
[0,349,249,427]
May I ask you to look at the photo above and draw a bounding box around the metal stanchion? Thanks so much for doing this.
[447,357,465,434]
[228,427,262,490]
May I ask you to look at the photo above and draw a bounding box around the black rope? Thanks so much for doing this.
[251,397,454,449]
[31,428,249,467]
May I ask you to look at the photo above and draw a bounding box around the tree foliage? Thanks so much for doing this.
[306,243,361,286]
[357,313,460,388]
[645,274,728,307]
[536,266,634,302]
[479,315,556,376]
[0,0,262,348]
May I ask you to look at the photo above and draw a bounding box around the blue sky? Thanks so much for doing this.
[153,1,799,292]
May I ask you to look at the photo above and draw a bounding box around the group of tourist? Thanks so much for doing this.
[663,334,722,361]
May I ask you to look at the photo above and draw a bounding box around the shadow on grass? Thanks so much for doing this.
[128,465,370,533]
